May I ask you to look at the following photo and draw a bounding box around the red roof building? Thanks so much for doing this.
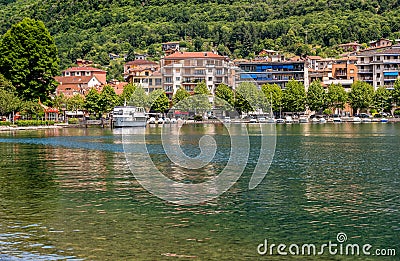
[55,66,107,97]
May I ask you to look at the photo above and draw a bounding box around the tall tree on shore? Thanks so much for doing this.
[99,85,118,114]
[374,86,391,112]
[215,83,235,111]
[327,83,347,113]
[0,18,59,101]
[84,88,101,116]
[348,81,374,114]
[173,87,190,106]
[149,89,169,113]
[307,80,326,112]
[261,83,283,112]
[282,80,306,112]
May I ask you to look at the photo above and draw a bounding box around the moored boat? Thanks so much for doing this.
[112,106,147,127]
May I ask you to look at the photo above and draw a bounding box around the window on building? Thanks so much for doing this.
[176,77,180,81]
[350,69,354,74]
[208,69,212,73]
[86,71,90,76]
[66,72,70,76]
[149,79,153,86]
[76,72,80,76]
[145,71,149,76]
[216,69,223,75]
[71,72,75,76]
[155,79,162,85]
[208,77,212,81]
[197,60,204,66]
[165,77,172,83]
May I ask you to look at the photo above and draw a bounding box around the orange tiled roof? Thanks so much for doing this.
[64,66,106,73]
[55,75,100,84]
[164,51,226,59]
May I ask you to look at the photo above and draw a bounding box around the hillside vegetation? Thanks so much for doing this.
[1,0,400,70]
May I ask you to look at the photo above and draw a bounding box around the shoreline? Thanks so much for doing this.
[1,118,400,132]
[0,125,66,132]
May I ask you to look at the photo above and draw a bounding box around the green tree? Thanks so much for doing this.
[125,46,135,62]
[129,87,149,109]
[173,87,190,106]
[50,93,68,112]
[348,81,374,114]
[215,83,234,106]
[99,85,118,114]
[374,86,391,112]
[194,81,210,95]
[0,18,59,101]
[119,83,136,105]
[307,80,326,112]
[282,80,306,112]
[149,89,169,113]
[84,88,101,115]
[0,88,20,116]
[392,79,400,108]
[327,84,347,112]
[261,83,283,112]
[67,94,85,112]
[20,100,42,119]
[235,82,270,114]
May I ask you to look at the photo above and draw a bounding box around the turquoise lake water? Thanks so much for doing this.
[0,123,398,260]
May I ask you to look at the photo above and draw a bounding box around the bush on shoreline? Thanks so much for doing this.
[68,118,79,124]
[0,121,11,126]
[15,120,55,126]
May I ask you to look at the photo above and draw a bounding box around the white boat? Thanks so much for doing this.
[164,118,171,124]
[311,118,319,123]
[224,116,232,123]
[276,118,285,124]
[319,118,327,123]
[381,118,389,123]
[299,116,309,123]
[352,117,361,123]
[157,118,164,124]
[285,116,293,124]
[112,106,147,127]
[249,118,257,123]
[266,117,275,123]
[258,117,266,123]
[333,117,342,123]
[148,117,156,124]
[170,118,177,124]
[361,118,372,123]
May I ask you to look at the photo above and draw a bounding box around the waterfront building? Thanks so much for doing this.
[356,43,400,89]
[160,51,231,99]
[124,59,162,93]
[236,60,309,90]
[55,66,107,97]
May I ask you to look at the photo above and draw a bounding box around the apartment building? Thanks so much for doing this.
[356,44,400,89]
[236,60,309,90]
[160,52,231,99]
[124,59,162,93]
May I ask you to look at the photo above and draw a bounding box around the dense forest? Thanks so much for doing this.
[2,0,400,74]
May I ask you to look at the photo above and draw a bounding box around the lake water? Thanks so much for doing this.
[0,123,398,260]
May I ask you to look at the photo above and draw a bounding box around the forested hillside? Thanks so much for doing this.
[1,0,400,70]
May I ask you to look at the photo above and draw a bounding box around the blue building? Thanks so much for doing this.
[236,61,309,90]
